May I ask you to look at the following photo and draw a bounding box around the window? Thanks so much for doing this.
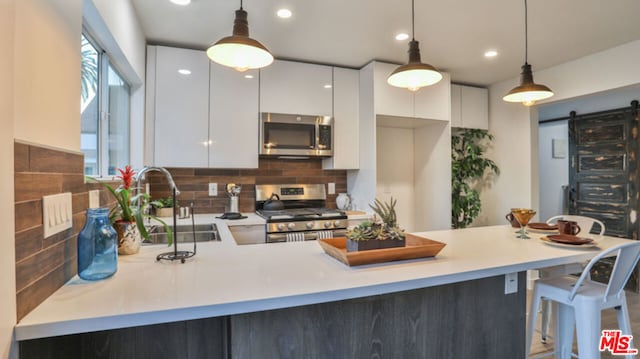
[81,33,131,176]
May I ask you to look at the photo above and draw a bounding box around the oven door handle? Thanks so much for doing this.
[266,229,348,243]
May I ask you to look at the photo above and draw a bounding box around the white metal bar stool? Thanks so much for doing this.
[538,215,607,343]
[526,241,640,359]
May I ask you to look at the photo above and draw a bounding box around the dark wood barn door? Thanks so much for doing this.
[568,101,639,291]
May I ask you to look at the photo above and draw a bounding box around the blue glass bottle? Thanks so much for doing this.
[78,207,118,280]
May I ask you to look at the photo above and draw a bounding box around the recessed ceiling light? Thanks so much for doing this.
[170,0,191,5]
[323,84,332,89]
[395,33,409,41]
[277,9,292,18]
[484,50,498,58]
[178,69,191,75]
[244,74,254,79]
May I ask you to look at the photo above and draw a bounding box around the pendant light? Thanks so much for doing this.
[387,0,442,92]
[206,0,274,72]
[503,0,553,106]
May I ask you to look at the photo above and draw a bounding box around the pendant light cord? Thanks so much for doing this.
[411,0,415,40]
[240,0,243,10]
[524,0,528,63]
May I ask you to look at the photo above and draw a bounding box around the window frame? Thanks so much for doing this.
[81,30,132,178]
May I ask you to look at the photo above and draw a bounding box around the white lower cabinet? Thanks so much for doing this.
[228,224,265,245]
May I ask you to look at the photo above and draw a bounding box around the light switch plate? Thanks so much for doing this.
[209,183,217,196]
[88,190,100,208]
[43,192,73,238]
[328,182,335,195]
[505,272,518,294]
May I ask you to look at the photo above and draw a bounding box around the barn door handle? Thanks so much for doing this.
[569,188,577,203]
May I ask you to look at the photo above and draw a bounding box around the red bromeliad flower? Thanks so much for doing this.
[117,166,135,189]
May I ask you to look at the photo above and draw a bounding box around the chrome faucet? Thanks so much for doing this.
[133,166,180,195]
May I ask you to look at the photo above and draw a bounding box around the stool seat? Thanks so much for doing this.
[527,241,640,359]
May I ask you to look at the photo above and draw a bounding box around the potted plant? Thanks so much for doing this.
[87,166,173,254]
[150,197,175,218]
[346,197,406,252]
[451,128,500,229]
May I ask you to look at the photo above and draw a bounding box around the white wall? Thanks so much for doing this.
[376,127,415,231]
[484,40,640,226]
[538,121,569,221]
[0,1,17,358]
[13,0,83,152]
[414,121,451,231]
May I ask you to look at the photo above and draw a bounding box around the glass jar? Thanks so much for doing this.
[78,207,118,280]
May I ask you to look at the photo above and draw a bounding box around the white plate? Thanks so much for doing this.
[539,236,599,249]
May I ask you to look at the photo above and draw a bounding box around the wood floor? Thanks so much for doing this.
[528,289,640,358]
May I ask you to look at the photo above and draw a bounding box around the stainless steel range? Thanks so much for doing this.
[256,184,348,243]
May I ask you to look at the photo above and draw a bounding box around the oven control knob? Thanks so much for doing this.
[277,224,285,231]
[306,222,314,229]
[334,220,341,227]
[324,221,331,228]
[287,223,296,230]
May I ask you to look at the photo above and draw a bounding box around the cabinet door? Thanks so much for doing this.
[209,66,259,168]
[373,62,413,118]
[153,46,209,167]
[324,67,359,170]
[413,72,451,121]
[460,86,488,129]
[259,60,332,116]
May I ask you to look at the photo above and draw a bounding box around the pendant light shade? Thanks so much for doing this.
[206,2,273,72]
[387,0,442,92]
[503,0,553,106]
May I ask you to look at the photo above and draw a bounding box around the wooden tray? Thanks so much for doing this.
[318,233,446,266]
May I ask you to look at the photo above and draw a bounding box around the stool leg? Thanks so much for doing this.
[526,288,542,356]
[574,302,601,359]
[615,297,635,359]
[541,298,551,343]
[555,302,575,359]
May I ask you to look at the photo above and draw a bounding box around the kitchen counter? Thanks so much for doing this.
[15,225,632,342]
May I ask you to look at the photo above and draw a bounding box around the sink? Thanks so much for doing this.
[144,223,220,244]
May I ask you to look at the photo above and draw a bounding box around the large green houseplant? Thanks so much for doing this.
[451,129,499,229]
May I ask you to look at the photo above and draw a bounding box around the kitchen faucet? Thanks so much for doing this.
[133,167,195,263]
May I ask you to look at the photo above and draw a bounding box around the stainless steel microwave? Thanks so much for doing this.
[259,113,333,157]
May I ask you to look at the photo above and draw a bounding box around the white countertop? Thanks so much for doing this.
[14,224,632,341]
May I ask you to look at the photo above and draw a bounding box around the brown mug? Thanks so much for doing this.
[557,220,581,235]
[505,213,520,228]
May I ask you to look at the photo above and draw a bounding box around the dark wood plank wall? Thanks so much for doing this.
[13,142,115,320]
[19,273,526,359]
[148,158,347,214]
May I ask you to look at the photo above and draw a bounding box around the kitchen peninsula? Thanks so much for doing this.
[15,223,632,358]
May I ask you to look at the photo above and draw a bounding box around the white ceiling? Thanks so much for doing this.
[131,0,640,86]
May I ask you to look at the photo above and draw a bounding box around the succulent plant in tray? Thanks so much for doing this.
[346,197,406,252]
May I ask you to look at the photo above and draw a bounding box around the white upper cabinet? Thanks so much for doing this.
[450,84,488,129]
[151,46,209,167]
[413,72,451,121]
[209,66,259,168]
[373,62,413,118]
[259,60,333,116]
[373,61,450,121]
[324,67,359,170]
